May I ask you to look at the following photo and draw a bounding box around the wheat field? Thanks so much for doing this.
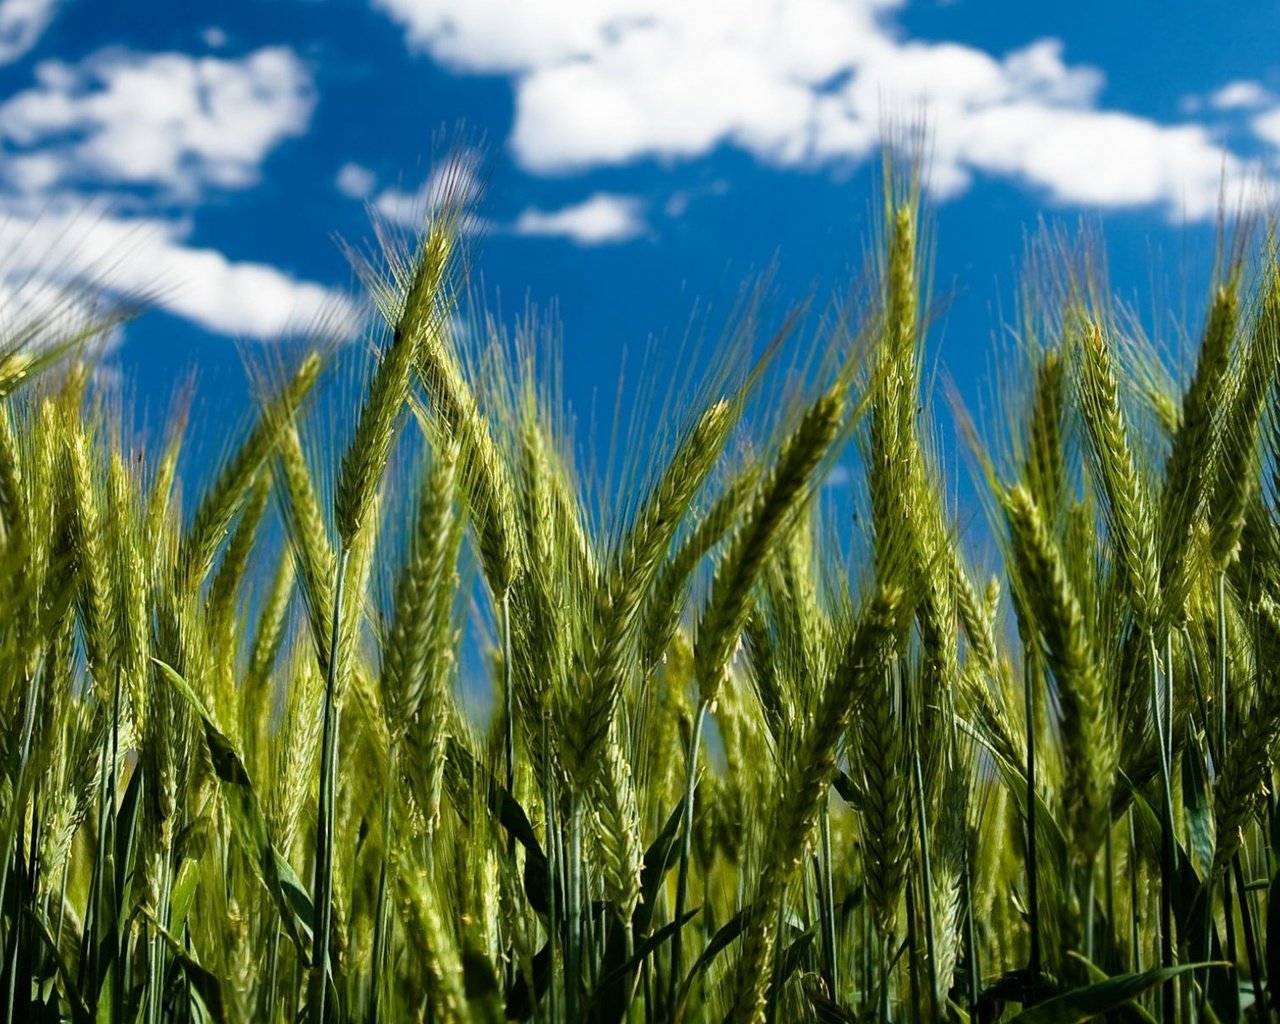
[1,163,1278,1024]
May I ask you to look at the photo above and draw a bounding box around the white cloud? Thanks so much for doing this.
[0,0,60,66]
[1210,80,1273,111]
[0,46,314,200]
[934,106,1251,218]
[664,179,728,218]
[823,464,852,489]
[336,161,376,199]
[513,193,646,245]
[368,152,483,228]
[373,0,1272,220]
[1254,108,1280,151]
[0,45,359,341]
[0,206,363,339]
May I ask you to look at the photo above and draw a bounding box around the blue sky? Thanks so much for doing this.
[2,0,1279,487]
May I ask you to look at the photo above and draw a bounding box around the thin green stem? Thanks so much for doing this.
[1129,811,1142,974]
[1216,573,1227,774]
[904,876,922,1021]
[1231,854,1264,1014]
[542,713,559,1024]
[962,838,979,1015]
[0,668,40,956]
[311,546,350,1024]
[147,842,172,1024]
[911,745,939,1022]
[819,801,838,998]
[1152,633,1176,1024]
[370,740,398,1024]
[566,792,583,1023]
[502,589,515,803]
[1024,652,1041,998]
[669,698,708,1017]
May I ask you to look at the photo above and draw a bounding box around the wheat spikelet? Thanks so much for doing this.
[744,606,790,742]
[1025,348,1067,523]
[144,421,182,542]
[104,450,150,734]
[1209,595,1280,878]
[276,419,338,675]
[1210,265,1279,567]
[695,388,845,704]
[642,461,762,679]
[379,446,463,832]
[867,196,961,787]
[927,762,971,1006]
[335,293,430,549]
[382,443,461,733]
[207,473,272,733]
[397,872,469,1022]
[957,659,1025,780]
[1209,695,1277,878]
[914,525,960,781]
[616,399,734,600]
[590,733,644,922]
[953,549,1000,682]
[182,350,321,590]
[858,657,911,944]
[271,647,325,858]
[514,407,559,604]
[727,585,902,1023]
[36,629,98,883]
[30,399,59,578]
[1158,279,1239,625]
[567,398,736,777]
[1005,483,1114,866]
[59,416,114,690]
[505,403,575,737]
[1075,320,1159,631]
[141,616,196,856]
[0,406,24,550]
[867,202,928,580]
[246,548,295,694]
[415,325,523,598]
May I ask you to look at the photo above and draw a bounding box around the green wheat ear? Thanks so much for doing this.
[695,385,846,703]
[1004,483,1114,868]
[1074,319,1159,631]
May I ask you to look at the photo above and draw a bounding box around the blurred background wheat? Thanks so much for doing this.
[0,156,1278,1024]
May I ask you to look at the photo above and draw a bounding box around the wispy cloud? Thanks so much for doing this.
[1253,108,1280,151]
[512,193,646,245]
[0,206,362,339]
[372,0,1272,220]
[371,155,479,225]
[335,161,377,199]
[0,0,60,66]
[337,153,486,235]
[1209,80,1274,111]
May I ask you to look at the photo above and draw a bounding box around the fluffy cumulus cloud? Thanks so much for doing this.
[1209,80,1274,111]
[0,46,315,200]
[513,193,646,244]
[0,43,359,339]
[0,0,60,66]
[373,0,1273,220]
